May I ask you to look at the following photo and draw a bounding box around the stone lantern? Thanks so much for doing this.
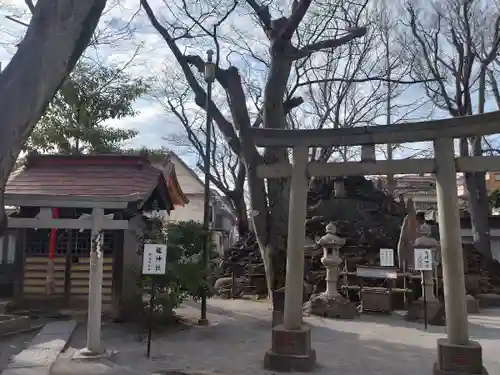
[406,223,444,324]
[303,222,358,319]
[319,222,345,297]
[416,223,439,302]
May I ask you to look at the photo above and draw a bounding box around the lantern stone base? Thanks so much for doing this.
[433,339,488,375]
[476,293,500,308]
[303,293,358,320]
[466,295,480,314]
[264,325,316,372]
[405,299,445,326]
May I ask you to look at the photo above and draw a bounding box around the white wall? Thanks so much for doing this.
[167,194,204,223]
[165,157,204,195]
[156,154,235,255]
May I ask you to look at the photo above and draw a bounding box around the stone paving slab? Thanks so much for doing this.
[2,320,77,375]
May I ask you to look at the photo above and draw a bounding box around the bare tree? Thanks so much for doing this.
[141,0,373,295]
[158,78,250,235]
[3,0,136,51]
[291,3,431,167]
[142,0,439,298]
[401,0,500,258]
[0,0,106,232]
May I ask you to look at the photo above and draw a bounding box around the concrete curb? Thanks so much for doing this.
[0,324,44,339]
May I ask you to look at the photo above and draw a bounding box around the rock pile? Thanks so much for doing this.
[217,176,500,298]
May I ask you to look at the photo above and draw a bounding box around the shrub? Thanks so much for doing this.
[138,218,216,324]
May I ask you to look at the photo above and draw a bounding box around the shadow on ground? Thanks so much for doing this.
[50,300,444,375]
[353,308,500,340]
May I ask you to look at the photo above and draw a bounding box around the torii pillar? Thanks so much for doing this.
[264,146,316,372]
[433,138,487,375]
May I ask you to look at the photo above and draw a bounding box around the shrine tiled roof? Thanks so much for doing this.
[5,153,189,209]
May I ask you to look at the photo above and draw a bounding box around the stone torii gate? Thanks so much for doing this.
[251,110,500,374]
[6,196,132,356]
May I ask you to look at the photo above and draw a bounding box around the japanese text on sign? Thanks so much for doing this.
[142,244,167,275]
[379,248,394,267]
[414,248,433,271]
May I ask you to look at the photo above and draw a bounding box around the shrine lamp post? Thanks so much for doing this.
[199,49,215,326]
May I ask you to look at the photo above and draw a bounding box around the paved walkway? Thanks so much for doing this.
[49,298,500,375]
[2,320,76,375]
[0,330,40,373]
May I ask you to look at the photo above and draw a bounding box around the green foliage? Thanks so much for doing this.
[24,61,150,154]
[141,218,216,322]
[489,189,500,210]
[122,147,171,163]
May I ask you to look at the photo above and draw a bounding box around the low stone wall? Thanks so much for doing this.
[476,293,500,308]
[0,315,31,336]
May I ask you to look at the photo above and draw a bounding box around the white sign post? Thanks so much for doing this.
[142,244,167,275]
[379,248,394,267]
[414,248,433,330]
[142,243,167,358]
[414,248,433,271]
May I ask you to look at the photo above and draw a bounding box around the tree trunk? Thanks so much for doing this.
[468,136,492,258]
[233,193,250,236]
[258,48,293,293]
[462,136,492,259]
[0,0,106,233]
[466,69,492,259]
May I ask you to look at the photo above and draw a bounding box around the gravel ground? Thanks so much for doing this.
[51,298,500,375]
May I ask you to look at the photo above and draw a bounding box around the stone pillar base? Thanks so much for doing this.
[466,295,480,314]
[272,311,284,327]
[264,324,316,372]
[433,339,488,375]
[405,299,445,326]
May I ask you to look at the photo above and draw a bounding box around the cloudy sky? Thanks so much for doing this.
[0,0,193,154]
[0,0,498,171]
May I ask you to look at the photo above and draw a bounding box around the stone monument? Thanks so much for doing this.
[303,223,358,319]
[397,198,418,269]
[406,223,445,325]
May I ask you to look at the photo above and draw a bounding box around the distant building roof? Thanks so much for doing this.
[5,153,188,211]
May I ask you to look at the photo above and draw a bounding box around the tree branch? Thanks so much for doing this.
[294,27,367,59]
[245,0,272,33]
[297,76,438,88]
[184,54,229,88]
[488,69,500,109]
[279,0,313,41]
[252,96,304,128]
[140,0,242,155]
[25,0,35,13]
[196,161,232,195]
